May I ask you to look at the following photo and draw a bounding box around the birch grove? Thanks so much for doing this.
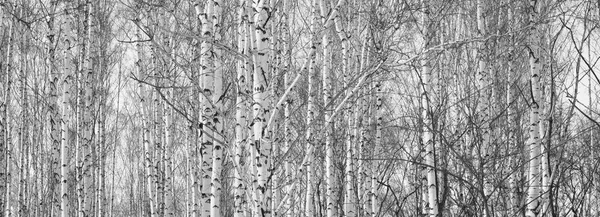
[1,0,600,216]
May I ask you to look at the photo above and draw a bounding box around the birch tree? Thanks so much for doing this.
[304,0,319,215]
[81,2,95,216]
[197,0,215,215]
[525,0,542,216]
[252,0,272,215]
[234,1,249,215]
[421,1,438,215]
[0,4,15,215]
[210,1,225,216]
[59,2,77,216]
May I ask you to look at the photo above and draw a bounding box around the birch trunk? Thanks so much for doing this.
[197,0,215,216]
[281,0,294,214]
[475,1,492,215]
[82,2,95,216]
[506,3,520,215]
[163,16,176,217]
[60,3,76,216]
[246,1,258,214]
[97,100,107,217]
[320,0,336,216]
[539,26,552,216]
[234,0,251,216]
[282,24,293,217]
[372,81,382,217]
[334,7,356,216]
[253,0,272,215]
[269,2,279,215]
[134,5,156,216]
[357,32,371,216]
[234,1,249,215]
[188,77,200,217]
[17,30,30,217]
[1,6,14,216]
[421,1,438,215]
[210,1,224,216]
[152,27,164,217]
[43,1,61,213]
[304,0,319,215]
[191,3,203,217]
[525,1,542,216]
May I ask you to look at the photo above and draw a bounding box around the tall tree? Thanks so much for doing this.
[525,1,542,216]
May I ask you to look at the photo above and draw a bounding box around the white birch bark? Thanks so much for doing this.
[186,116,196,217]
[210,1,224,216]
[162,13,176,217]
[151,26,164,217]
[60,3,76,216]
[252,0,272,215]
[358,29,373,215]
[97,99,107,217]
[320,0,335,216]
[335,7,356,216]
[163,80,174,217]
[281,0,293,215]
[356,36,369,216]
[43,2,61,213]
[134,6,156,216]
[0,5,16,216]
[525,1,542,216]
[197,0,215,216]
[82,2,94,216]
[191,4,203,217]
[17,29,30,217]
[246,1,259,214]
[0,15,11,217]
[421,1,438,215]
[539,76,549,216]
[234,1,252,216]
[269,2,279,215]
[506,3,520,216]
[304,0,318,215]
[357,98,364,216]
[372,81,382,217]
[539,26,552,216]
[188,81,200,217]
[475,2,493,215]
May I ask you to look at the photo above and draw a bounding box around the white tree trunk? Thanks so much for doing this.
[82,3,94,216]
[372,81,382,217]
[320,0,336,216]
[421,1,438,215]
[336,12,356,217]
[191,4,203,217]
[43,2,61,213]
[281,1,293,215]
[0,6,13,215]
[252,0,272,215]
[357,34,371,216]
[304,0,318,215]
[506,3,520,216]
[135,6,156,216]
[163,81,174,217]
[197,1,215,216]
[475,1,492,215]
[234,1,248,216]
[60,4,75,216]
[525,1,542,216]
[539,28,551,216]
[210,1,224,216]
